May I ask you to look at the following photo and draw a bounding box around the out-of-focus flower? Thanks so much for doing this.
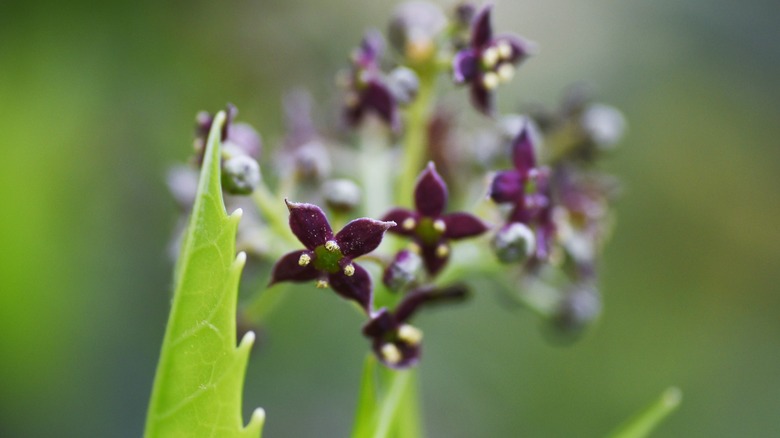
[342,31,400,130]
[452,5,534,115]
[194,103,262,162]
[383,249,423,291]
[280,89,331,181]
[388,1,447,64]
[322,178,362,213]
[383,162,489,275]
[270,200,395,312]
[363,284,469,368]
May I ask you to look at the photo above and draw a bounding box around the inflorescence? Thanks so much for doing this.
[168,2,626,369]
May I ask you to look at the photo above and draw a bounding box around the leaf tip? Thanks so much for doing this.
[232,207,244,221]
[235,251,247,268]
[239,330,256,348]
[250,407,266,425]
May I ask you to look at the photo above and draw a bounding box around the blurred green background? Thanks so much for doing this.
[1,0,779,436]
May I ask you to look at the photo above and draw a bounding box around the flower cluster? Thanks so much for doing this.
[169,1,626,368]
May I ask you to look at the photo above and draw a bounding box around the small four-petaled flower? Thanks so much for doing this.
[383,162,489,275]
[270,200,395,312]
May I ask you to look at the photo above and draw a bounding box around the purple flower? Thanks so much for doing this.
[270,200,396,313]
[343,31,400,130]
[452,5,534,115]
[382,162,489,275]
[363,285,469,368]
[489,123,555,261]
[194,103,262,162]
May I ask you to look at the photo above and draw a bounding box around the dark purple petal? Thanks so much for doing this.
[495,34,533,64]
[470,5,493,48]
[420,242,449,275]
[470,82,494,116]
[381,208,417,236]
[269,250,320,285]
[395,284,470,322]
[336,218,396,258]
[329,263,373,312]
[362,80,398,128]
[362,309,397,338]
[285,200,333,249]
[452,49,478,83]
[509,201,533,224]
[442,212,489,239]
[489,170,524,203]
[512,124,537,173]
[414,162,448,217]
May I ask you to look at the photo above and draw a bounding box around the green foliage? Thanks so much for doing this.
[144,111,264,438]
[607,387,682,438]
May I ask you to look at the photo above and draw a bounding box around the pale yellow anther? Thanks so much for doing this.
[408,242,422,254]
[325,240,340,252]
[398,324,423,345]
[482,72,500,90]
[298,253,312,267]
[497,63,515,83]
[316,279,329,289]
[481,47,499,68]
[497,41,513,60]
[402,217,417,231]
[343,264,355,277]
[433,219,446,233]
[381,343,402,365]
[436,243,450,258]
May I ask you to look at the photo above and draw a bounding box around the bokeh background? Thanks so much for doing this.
[1,0,779,436]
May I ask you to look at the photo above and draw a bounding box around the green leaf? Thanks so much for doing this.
[144,111,264,438]
[607,387,682,438]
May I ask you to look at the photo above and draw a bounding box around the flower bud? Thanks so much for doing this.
[553,285,601,332]
[222,155,261,195]
[383,250,422,291]
[322,178,362,213]
[225,122,262,160]
[492,222,536,263]
[581,103,626,149]
[388,1,446,63]
[294,140,331,180]
[386,66,420,105]
[166,165,199,210]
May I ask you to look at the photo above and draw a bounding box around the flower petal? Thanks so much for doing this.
[512,124,537,173]
[395,284,470,322]
[420,242,449,276]
[336,218,396,258]
[471,5,493,48]
[362,80,398,128]
[452,49,478,84]
[414,162,448,217]
[381,208,417,236]
[442,212,489,239]
[495,34,534,64]
[362,309,396,338]
[269,250,320,285]
[371,339,421,369]
[489,170,524,203]
[285,200,333,249]
[470,82,494,116]
[329,263,373,312]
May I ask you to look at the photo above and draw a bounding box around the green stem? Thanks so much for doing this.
[251,179,296,246]
[372,370,412,438]
[397,72,437,207]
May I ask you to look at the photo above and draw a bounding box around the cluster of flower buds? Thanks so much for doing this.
[170,2,626,367]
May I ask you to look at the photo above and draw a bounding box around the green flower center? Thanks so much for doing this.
[313,244,344,273]
[415,217,443,245]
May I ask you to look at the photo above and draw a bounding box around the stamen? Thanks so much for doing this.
[481,47,499,69]
[316,279,329,289]
[402,217,417,231]
[298,253,312,267]
[482,72,499,90]
[497,40,513,60]
[432,219,446,233]
[381,343,402,365]
[343,263,355,276]
[408,242,422,254]
[397,324,423,345]
[435,243,450,258]
[325,240,340,252]
[497,63,515,82]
